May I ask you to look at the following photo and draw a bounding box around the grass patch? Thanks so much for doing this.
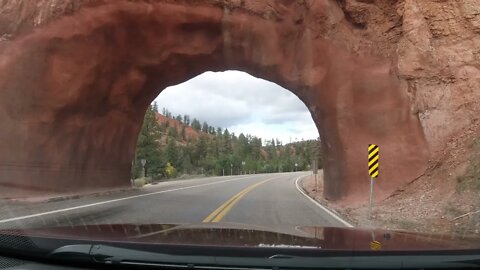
[133,178,146,187]
[456,138,480,193]
[389,218,420,231]
[456,169,480,192]
[452,216,480,236]
[444,203,463,218]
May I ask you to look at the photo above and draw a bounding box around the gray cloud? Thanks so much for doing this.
[155,71,319,141]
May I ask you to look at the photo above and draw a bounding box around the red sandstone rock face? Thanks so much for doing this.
[0,0,451,205]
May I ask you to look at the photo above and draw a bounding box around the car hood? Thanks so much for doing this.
[0,223,479,251]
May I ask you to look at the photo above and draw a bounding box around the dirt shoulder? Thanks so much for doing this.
[302,173,479,235]
[302,122,480,236]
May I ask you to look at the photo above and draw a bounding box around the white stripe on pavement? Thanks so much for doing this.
[0,175,253,224]
[294,175,354,228]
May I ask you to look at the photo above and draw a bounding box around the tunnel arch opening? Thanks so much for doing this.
[132,70,322,180]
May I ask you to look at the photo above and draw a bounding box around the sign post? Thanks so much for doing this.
[312,159,319,191]
[368,144,379,219]
[140,159,147,178]
[369,177,374,219]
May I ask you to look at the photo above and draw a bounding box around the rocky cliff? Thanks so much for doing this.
[0,0,477,204]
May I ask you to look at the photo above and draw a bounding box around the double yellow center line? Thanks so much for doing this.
[202,178,274,223]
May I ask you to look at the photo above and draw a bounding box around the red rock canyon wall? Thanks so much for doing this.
[1,0,473,205]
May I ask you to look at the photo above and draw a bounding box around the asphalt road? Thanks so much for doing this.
[0,172,350,231]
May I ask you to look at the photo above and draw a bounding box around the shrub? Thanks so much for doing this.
[164,162,177,178]
[133,178,146,187]
[456,138,480,193]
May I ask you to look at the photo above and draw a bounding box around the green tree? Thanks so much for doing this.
[202,121,209,133]
[250,137,262,159]
[183,115,190,125]
[222,129,232,154]
[181,153,194,174]
[133,105,163,178]
[192,136,208,165]
[191,118,201,130]
[136,107,322,178]
[162,108,172,118]
[165,137,179,168]
[236,133,250,159]
[152,102,159,112]
[175,114,183,123]
[208,126,215,135]
[267,138,277,160]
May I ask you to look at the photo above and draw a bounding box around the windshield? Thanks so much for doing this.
[0,0,479,269]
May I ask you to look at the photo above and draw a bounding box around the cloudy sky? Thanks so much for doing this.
[154,71,319,144]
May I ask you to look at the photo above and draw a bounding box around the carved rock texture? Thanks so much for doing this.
[0,0,475,205]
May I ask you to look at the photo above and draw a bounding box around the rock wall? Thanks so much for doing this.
[335,0,480,151]
[0,0,475,205]
[400,0,480,151]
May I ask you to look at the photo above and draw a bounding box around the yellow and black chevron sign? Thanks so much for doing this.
[370,240,382,250]
[368,144,379,178]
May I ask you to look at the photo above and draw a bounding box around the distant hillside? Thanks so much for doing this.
[132,105,322,179]
[156,113,208,144]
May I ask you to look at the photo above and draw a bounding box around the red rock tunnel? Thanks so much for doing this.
[0,0,429,204]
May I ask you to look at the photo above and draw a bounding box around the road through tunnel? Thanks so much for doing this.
[0,0,429,205]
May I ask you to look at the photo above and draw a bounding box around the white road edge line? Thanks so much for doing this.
[295,175,354,228]
[0,175,253,224]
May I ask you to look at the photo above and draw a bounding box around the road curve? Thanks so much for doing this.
[0,172,349,230]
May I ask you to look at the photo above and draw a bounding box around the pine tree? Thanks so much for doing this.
[183,115,190,125]
[176,114,182,123]
[165,137,179,168]
[133,105,163,178]
[202,121,209,133]
[191,119,201,130]
[223,129,232,153]
[134,107,322,178]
